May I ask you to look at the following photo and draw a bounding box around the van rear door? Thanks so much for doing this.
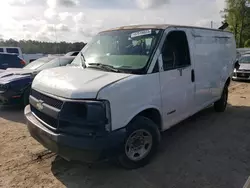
[190,29,232,107]
[159,29,195,130]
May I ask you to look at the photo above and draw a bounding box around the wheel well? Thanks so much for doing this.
[225,77,231,87]
[136,108,162,131]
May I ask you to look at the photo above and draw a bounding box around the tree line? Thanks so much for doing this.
[0,39,86,54]
[222,0,250,47]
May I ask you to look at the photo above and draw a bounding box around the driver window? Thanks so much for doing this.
[161,40,175,70]
[161,30,191,71]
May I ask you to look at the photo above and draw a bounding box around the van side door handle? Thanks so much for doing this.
[191,69,195,82]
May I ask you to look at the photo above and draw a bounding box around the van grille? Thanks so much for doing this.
[30,105,58,129]
[31,89,63,109]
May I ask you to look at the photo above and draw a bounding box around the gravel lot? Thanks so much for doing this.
[1,81,250,188]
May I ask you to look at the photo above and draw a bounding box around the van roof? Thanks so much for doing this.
[101,24,232,34]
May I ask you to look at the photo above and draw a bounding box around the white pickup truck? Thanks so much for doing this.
[25,24,236,169]
[0,47,22,56]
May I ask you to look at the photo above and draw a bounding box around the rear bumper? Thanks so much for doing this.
[25,105,126,162]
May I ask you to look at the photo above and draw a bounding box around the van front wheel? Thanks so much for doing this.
[214,85,228,112]
[117,116,160,169]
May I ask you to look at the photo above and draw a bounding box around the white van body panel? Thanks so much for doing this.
[32,67,130,99]
[155,28,196,130]
[190,29,236,106]
[96,27,236,132]
[97,74,162,130]
[134,26,235,131]
[30,25,236,133]
[158,54,196,129]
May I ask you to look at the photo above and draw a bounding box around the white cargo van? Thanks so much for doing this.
[25,24,236,169]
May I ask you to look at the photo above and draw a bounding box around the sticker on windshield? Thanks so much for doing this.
[131,29,152,38]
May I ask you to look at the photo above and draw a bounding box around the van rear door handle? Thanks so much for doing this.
[191,69,195,82]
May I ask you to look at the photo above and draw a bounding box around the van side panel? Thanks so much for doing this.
[191,29,236,109]
[97,74,162,131]
[97,28,236,132]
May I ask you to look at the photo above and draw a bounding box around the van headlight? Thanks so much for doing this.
[60,100,111,132]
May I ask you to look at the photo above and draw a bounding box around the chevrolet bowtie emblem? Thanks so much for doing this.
[36,100,44,110]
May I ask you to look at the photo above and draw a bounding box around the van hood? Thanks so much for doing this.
[32,67,131,99]
[239,63,250,70]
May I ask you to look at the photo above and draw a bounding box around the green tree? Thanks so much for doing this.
[244,39,250,47]
[0,39,86,54]
[222,0,250,47]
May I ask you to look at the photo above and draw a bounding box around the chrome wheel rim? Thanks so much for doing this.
[125,129,153,161]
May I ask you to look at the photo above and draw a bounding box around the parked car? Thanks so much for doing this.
[232,53,250,81]
[0,53,26,70]
[0,56,75,106]
[236,48,250,61]
[0,47,23,58]
[24,24,236,169]
[23,53,47,64]
[237,48,250,55]
[65,51,80,56]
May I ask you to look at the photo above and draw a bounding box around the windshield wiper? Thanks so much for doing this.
[88,63,120,72]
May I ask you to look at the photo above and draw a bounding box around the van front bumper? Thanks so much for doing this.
[24,105,126,162]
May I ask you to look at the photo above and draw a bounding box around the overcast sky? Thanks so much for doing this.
[0,0,225,42]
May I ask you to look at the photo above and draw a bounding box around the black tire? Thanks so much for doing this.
[117,116,161,169]
[23,87,31,107]
[214,84,228,112]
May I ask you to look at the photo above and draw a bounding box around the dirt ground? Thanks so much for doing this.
[1,81,250,188]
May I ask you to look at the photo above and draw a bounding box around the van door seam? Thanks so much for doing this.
[167,110,176,115]
[96,75,131,98]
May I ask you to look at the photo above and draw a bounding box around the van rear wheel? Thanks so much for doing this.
[214,85,228,112]
[117,116,160,169]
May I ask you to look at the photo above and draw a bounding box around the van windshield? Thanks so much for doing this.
[71,28,163,73]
